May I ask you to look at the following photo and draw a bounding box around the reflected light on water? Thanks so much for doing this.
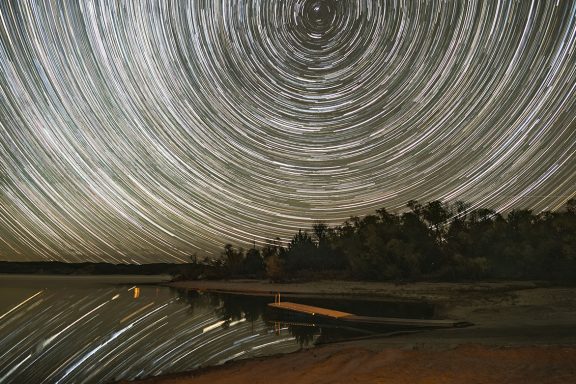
[120,302,155,324]
[0,290,43,321]
[0,278,311,383]
[202,319,229,333]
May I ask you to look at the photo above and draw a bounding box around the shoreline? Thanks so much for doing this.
[123,343,576,384]
[125,279,576,383]
[166,279,576,345]
[166,278,548,296]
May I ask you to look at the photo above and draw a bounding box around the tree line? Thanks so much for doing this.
[179,199,576,282]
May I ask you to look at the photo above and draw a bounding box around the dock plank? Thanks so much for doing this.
[268,301,472,328]
[268,302,353,319]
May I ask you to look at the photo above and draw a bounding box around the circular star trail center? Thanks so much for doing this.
[0,0,575,262]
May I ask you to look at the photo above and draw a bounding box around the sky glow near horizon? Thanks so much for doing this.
[0,0,575,263]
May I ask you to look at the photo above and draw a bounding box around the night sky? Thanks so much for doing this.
[0,0,575,263]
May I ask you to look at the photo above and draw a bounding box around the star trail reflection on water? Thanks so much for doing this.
[0,276,308,383]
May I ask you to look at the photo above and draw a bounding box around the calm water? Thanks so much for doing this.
[0,275,435,383]
[0,275,314,383]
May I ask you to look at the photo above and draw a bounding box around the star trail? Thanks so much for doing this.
[0,277,304,383]
[1,0,575,262]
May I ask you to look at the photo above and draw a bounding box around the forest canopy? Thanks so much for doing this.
[182,199,576,283]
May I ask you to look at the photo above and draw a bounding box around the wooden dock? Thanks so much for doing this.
[268,302,353,319]
[268,300,471,328]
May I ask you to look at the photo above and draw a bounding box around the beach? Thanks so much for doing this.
[122,280,576,383]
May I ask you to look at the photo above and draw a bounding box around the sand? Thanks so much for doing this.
[124,344,576,384]
[122,280,576,383]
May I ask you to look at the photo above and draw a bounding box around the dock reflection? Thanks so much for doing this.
[173,288,438,346]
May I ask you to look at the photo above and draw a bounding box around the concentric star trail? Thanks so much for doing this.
[0,280,303,383]
[1,0,575,262]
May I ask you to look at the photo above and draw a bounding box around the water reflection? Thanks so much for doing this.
[174,289,436,346]
[0,277,305,384]
[0,276,436,383]
[132,286,141,299]
[174,289,321,347]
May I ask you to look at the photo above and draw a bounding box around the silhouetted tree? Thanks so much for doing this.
[265,253,285,282]
[222,244,244,276]
[244,247,265,277]
[422,200,451,241]
[284,230,317,272]
[208,199,576,283]
[312,222,329,246]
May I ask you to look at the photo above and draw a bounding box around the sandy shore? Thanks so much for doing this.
[123,280,576,383]
[125,344,576,384]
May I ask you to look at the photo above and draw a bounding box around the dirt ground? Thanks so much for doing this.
[125,344,576,384]
[124,280,576,383]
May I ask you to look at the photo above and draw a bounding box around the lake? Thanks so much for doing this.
[0,275,435,383]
